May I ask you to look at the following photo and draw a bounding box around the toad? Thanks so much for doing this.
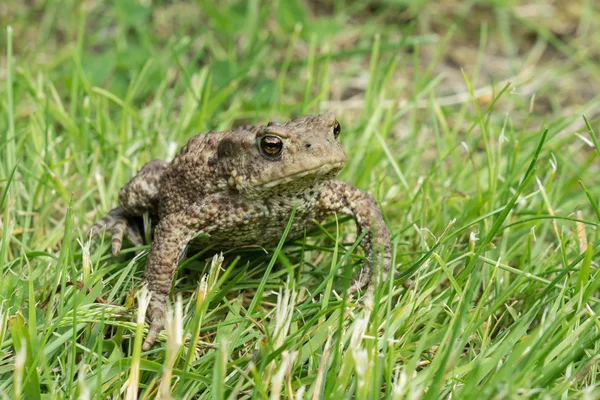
[92,113,392,350]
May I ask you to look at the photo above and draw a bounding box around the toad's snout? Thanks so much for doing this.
[303,139,346,163]
[302,141,334,157]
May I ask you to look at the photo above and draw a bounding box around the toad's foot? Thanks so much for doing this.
[91,207,144,256]
[142,295,167,351]
[348,267,412,295]
[348,267,373,295]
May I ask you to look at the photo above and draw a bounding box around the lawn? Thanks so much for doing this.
[1,0,600,398]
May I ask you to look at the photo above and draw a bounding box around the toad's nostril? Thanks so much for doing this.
[305,143,312,149]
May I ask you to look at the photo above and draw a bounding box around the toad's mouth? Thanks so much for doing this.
[257,161,345,189]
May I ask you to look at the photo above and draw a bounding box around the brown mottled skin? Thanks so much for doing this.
[92,113,391,350]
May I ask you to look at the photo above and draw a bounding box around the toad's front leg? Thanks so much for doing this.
[142,195,251,351]
[317,180,392,293]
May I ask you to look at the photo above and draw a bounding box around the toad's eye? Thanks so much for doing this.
[260,136,283,158]
[333,120,341,139]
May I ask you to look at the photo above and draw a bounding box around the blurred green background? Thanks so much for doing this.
[3,0,598,122]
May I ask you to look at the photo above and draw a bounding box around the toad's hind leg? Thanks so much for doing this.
[118,159,169,216]
[92,160,168,255]
[91,207,144,256]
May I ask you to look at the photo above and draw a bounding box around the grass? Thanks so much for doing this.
[1,0,600,398]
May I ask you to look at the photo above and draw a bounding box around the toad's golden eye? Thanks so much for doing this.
[260,136,283,158]
[333,120,341,139]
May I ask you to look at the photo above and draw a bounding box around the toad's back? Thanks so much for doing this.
[158,131,228,217]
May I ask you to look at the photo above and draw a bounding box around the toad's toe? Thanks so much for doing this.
[142,301,166,351]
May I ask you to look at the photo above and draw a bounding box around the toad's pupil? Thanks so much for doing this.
[333,120,341,138]
[262,136,282,155]
[265,141,278,150]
